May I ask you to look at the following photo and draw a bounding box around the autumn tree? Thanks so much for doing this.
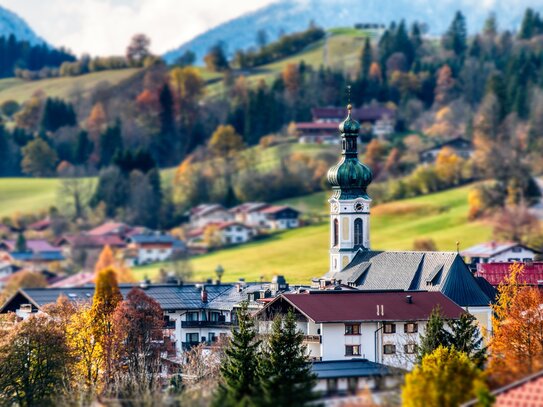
[91,267,123,386]
[0,313,71,406]
[21,138,58,176]
[126,33,151,66]
[488,263,543,386]
[94,245,134,284]
[3,269,47,298]
[435,147,464,186]
[67,304,103,394]
[282,63,301,100]
[364,139,388,179]
[57,166,93,220]
[492,203,541,244]
[14,93,44,131]
[412,238,437,251]
[403,346,489,407]
[208,124,244,157]
[110,288,164,399]
[204,42,230,72]
[434,65,456,107]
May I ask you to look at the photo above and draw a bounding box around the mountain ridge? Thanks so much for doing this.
[164,0,543,64]
[0,5,44,44]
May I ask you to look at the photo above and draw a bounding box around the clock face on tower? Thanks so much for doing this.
[355,202,364,212]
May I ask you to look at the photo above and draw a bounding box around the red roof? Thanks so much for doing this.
[1,239,59,253]
[312,106,395,122]
[277,291,464,323]
[476,262,543,286]
[187,222,252,238]
[492,370,543,407]
[295,122,338,130]
[49,272,94,288]
[87,222,129,236]
[57,234,126,248]
[259,205,297,215]
[28,218,51,231]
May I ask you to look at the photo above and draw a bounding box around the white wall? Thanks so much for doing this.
[489,247,537,262]
[137,247,173,264]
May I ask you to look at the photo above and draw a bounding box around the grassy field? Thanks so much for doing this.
[0,69,141,104]
[0,178,62,218]
[133,184,493,284]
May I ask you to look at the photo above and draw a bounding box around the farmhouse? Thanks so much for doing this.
[190,204,234,228]
[124,233,185,266]
[258,205,300,230]
[461,241,539,264]
[0,239,65,269]
[419,136,474,164]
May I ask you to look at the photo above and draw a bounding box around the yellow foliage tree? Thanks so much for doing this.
[67,305,104,391]
[208,124,244,157]
[203,224,223,249]
[402,346,489,407]
[467,188,484,220]
[435,146,464,186]
[488,263,543,386]
[94,245,135,283]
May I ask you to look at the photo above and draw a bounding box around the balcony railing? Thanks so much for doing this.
[181,320,234,328]
[303,335,321,343]
[181,341,200,351]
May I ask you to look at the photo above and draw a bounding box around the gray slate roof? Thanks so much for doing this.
[325,251,492,307]
[2,284,254,312]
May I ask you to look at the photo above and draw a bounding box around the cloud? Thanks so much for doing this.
[0,0,276,56]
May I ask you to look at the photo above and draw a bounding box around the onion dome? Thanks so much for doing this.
[327,104,373,198]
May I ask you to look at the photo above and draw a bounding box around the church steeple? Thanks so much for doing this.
[327,100,373,273]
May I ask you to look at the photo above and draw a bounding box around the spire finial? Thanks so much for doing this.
[346,85,352,111]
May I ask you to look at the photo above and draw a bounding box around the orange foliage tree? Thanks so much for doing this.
[488,263,543,386]
[94,245,134,283]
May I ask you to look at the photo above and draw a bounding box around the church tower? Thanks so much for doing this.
[327,103,373,273]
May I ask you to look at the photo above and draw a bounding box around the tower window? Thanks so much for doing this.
[333,219,339,247]
[354,218,363,246]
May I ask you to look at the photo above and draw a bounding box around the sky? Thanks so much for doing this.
[0,0,277,56]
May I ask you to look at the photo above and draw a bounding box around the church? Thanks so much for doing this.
[315,103,494,331]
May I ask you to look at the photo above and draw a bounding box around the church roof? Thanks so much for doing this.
[325,251,492,307]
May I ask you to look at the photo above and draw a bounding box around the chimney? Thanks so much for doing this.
[201,287,208,303]
[406,295,413,304]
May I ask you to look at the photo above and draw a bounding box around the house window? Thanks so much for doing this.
[327,378,338,393]
[404,322,418,333]
[345,324,361,335]
[186,333,199,343]
[354,218,363,245]
[210,312,221,321]
[186,312,199,322]
[345,345,361,356]
[383,344,396,354]
[208,332,216,342]
[383,323,396,334]
[333,219,339,246]
[404,343,417,354]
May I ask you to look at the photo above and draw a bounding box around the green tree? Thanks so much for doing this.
[403,346,490,407]
[213,302,261,407]
[21,138,58,177]
[442,11,467,56]
[258,310,317,407]
[99,119,123,167]
[15,231,27,252]
[417,306,452,363]
[449,313,486,369]
[1,100,19,117]
[360,37,372,79]
[204,42,230,72]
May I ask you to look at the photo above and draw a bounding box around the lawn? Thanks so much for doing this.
[133,184,493,284]
[0,68,141,104]
[0,178,62,218]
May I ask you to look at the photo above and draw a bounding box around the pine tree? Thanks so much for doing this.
[519,8,535,39]
[449,313,486,368]
[258,310,318,407]
[417,306,452,363]
[360,37,372,79]
[213,302,261,407]
[15,232,27,252]
[443,11,467,57]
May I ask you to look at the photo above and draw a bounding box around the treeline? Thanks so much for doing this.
[232,25,326,69]
[0,34,75,78]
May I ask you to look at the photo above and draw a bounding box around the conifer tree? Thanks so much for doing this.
[360,37,372,80]
[417,306,452,363]
[15,231,27,252]
[213,302,261,407]
[449,313,486,368]
[258,310,317,407]
[443,11,467,57]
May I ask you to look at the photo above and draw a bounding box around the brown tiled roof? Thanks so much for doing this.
[271,291,464,323]
[87,222,129,236]
[58,234,126,248]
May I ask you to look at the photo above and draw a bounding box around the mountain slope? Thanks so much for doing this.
[0,5,44,44]
[164,0,542,64]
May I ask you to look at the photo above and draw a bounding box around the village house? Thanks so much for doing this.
[419,136,474,164]
[87,221,133,237]
[0,280,291,358]
[295,105,395,144]
[186,221,254,250]
[0,239,65,270]
[190,204,234,229]
[258,205,301,230]
[257,290,465,370]
[229,202,270,227]
[55,234,126,269]
[461,241,539,264]
[124,233,186,266]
